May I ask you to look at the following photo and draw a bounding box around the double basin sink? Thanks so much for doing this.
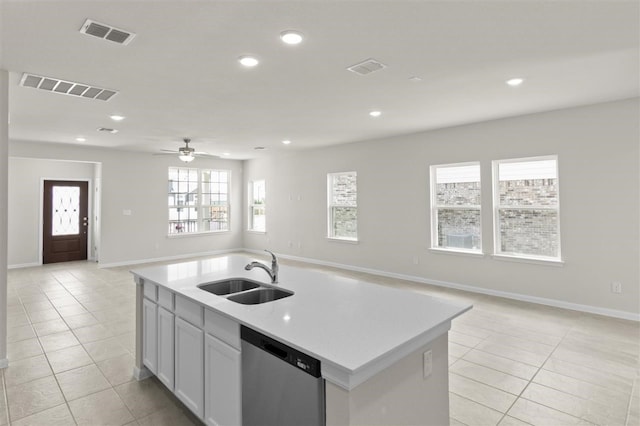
[197,278,293,305]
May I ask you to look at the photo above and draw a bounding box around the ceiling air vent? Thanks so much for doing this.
[19,73,118,101]
[347,58,387,76]
[97,127,118,134]
[79,19,136,45]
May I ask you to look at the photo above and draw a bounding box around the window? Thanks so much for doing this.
[248,180,266,232]
[493,156,560,261]
[168,167,230,234]
[430,163,482,252]
[327,171,357,241]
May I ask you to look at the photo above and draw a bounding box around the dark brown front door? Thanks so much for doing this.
[43,180,88,264]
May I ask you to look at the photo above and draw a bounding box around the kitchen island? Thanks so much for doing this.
[131,254,471,425]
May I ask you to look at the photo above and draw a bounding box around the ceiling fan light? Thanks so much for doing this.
[179,153,195,162]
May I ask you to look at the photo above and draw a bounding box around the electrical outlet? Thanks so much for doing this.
[423,350,432,378]
[413,256,419,265]
[287,241,293,248]
[611,282,622,294]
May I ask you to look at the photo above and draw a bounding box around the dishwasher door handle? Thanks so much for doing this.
[263,341,288,359]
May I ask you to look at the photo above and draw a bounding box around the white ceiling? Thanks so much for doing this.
[2,0,638,159]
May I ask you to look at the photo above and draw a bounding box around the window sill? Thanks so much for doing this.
[246,230,267,235]
[167,230,230,239]
[491,254,564,267]
[428,248,485,258]
[327,237,359,244]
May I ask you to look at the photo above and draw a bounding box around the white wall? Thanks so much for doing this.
[243,99,640,318]
[1,70,10,366]
[8,158,97,267]
[8,143,244,267]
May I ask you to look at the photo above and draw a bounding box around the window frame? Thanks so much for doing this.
[247,179,266,233]
[327,171,358,242]
[492,155,562,262]
[429,161,483,254]
[167,167,231,236]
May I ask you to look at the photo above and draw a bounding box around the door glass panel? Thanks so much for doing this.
[52,186,80,236]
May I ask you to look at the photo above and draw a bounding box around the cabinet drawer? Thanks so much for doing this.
[204,309,240,350]
[158,287,174,311]
[175,294,203,327]
[143,282,158,302]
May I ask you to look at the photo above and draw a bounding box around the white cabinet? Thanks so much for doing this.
[204,334,241,426]
[175,317,204,418]
[141,287,241,424]
[157,306,175,390]
[142,298,157,374]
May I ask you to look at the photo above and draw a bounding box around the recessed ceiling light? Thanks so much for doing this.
[222,152,230,156]
[282,140,291,145]
[76,137,86,142]
[506,78,524,87]
[280,30,303,45]
[110,115,125,121]
[408,76,423,82]
[239,56,259,67]
[369,110,382,117]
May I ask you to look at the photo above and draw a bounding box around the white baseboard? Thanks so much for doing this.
[10,257,95,270]
[271,252,640,322]
[8,262,40,270]
[97,248,243,269]
[12,248,638,321]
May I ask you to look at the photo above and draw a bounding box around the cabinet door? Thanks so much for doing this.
[157,307,175,390]
[204,334,241,426]
[175,317,204,418]
[142,298,157,374]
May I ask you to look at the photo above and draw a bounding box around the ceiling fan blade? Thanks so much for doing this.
[195,152,220,158]
[152,152,177,156]
[160,149,178,153]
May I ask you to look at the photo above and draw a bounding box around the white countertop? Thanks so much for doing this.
[131,254,472,390]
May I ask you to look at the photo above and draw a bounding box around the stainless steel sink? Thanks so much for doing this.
[198,279,261,295]
[227,288,294,305]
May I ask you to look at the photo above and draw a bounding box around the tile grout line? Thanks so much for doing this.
[7,273,133,425]
[1,369,10,426]
[449,318,551,425]
[448,331,515,425]
[494,315,575,425]
[54,273,141,425]
[625,374,638,426]
[24,276,80,425]
[4,299,43,425]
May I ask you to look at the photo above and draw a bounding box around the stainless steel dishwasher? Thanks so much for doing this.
[241,325,325,426]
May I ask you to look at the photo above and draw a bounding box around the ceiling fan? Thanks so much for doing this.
[156,138,218,162]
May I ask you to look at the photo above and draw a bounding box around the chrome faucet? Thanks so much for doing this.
[245,249,279,284]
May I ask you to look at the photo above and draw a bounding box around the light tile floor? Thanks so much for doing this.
[3,254,639,425]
